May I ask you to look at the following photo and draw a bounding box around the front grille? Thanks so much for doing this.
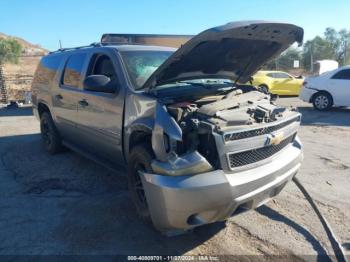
[224,116,300,142]
[228,134,295,169]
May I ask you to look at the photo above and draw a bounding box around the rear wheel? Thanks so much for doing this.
[40,112,63,154]
[312,92,333,111]
[127,144,154,220]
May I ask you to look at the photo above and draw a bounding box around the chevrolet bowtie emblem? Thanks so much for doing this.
[267,132,285,146]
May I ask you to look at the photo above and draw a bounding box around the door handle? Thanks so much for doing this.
[55,94,63,100]
[78,99,89,107]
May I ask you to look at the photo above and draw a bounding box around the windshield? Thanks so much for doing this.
[120,50,233,93]
[121,50,173,90]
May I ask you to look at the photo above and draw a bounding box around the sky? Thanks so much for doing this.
[0,0,350,51]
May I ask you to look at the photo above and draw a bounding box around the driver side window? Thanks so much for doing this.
[274,73,292,79]
[87,54,119,91]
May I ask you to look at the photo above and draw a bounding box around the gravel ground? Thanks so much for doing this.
[0,98,349,260]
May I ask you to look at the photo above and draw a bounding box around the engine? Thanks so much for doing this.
[166,89,291,168]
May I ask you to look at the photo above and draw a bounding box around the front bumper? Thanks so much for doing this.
[299,87,317,103]
[141,137,303,232]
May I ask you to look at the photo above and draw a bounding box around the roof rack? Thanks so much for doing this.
[101,33,193,48]
[49,42,103,54]
[48,33,194,54]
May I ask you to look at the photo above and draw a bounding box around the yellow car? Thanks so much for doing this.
[251,71,303,95]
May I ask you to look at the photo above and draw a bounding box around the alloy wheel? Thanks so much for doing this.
[314,95,329,110]
[134,163,148,209]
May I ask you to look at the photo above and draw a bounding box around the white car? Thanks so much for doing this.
[299,66,350,110]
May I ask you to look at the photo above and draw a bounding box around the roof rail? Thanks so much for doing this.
[47,33,194,54]
[48,42,102,54]
[101,33,193,48]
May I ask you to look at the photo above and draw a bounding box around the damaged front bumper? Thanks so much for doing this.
[140,137,303,233]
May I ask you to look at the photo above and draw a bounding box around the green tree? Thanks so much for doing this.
[302,36,335,70]
[0,38,22,64]
[338,29,350,65]
[303,28,350,70]
[324,27,340,56]
[263,47,302,70]
[277,48,302,70]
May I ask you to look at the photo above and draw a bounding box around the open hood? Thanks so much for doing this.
[143,21,303,90]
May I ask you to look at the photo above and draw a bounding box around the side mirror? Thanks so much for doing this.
[83,75,115,93]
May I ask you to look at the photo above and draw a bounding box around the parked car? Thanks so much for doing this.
[299,66,350,110]
[32,21,304,233]
[251,70,304,95]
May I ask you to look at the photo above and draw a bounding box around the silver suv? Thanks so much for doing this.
[32,21,304,233]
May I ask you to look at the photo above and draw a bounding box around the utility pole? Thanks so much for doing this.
[310,42,314,73]
[344,40,347,65]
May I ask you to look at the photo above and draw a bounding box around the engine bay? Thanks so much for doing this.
[163,87,294,168]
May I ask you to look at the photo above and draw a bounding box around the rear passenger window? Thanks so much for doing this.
[62,53,87,88]
[33,55,63,85]
[332,69,350,80]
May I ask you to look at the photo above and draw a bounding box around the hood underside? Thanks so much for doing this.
[143,21,304,90]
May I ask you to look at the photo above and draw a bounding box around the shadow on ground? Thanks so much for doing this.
[343,243,350,250]
[0,133,225,255]
[297,107,350,127]
[257,205,330,261]
[0,106,33,117]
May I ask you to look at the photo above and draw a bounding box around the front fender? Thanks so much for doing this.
[152,102,182,162]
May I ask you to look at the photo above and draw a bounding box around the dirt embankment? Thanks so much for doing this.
[0,32,47,101]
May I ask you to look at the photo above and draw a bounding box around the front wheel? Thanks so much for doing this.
[312,92,333,111]
[259,84,269,94]
[127,144,154,220]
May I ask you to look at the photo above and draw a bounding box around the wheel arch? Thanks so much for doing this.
[310,90,333,104]
[126,119,154,161]
[258,83,269,88]
[37,101,51,118]
[258,83,270,93]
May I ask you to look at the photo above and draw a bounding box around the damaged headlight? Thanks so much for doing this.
[151,151,213,176]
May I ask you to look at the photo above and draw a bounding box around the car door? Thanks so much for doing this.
[328,69,350,106]
[74,50,125,164]
[271,72,298,95]
[51,52,89,140]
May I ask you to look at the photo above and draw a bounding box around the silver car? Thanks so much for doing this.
[32,21,304,234]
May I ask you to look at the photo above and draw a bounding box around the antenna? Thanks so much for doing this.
[59,40,62,49]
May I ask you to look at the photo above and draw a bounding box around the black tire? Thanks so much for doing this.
[40,112,63,154]
[127,143,154,220]
[259,84,269,94]
[312,92,333,111]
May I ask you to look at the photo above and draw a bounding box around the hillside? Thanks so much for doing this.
[0,32,47,55]
[0,33,48,102]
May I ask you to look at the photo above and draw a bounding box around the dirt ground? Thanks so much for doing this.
[0,97,349,260]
